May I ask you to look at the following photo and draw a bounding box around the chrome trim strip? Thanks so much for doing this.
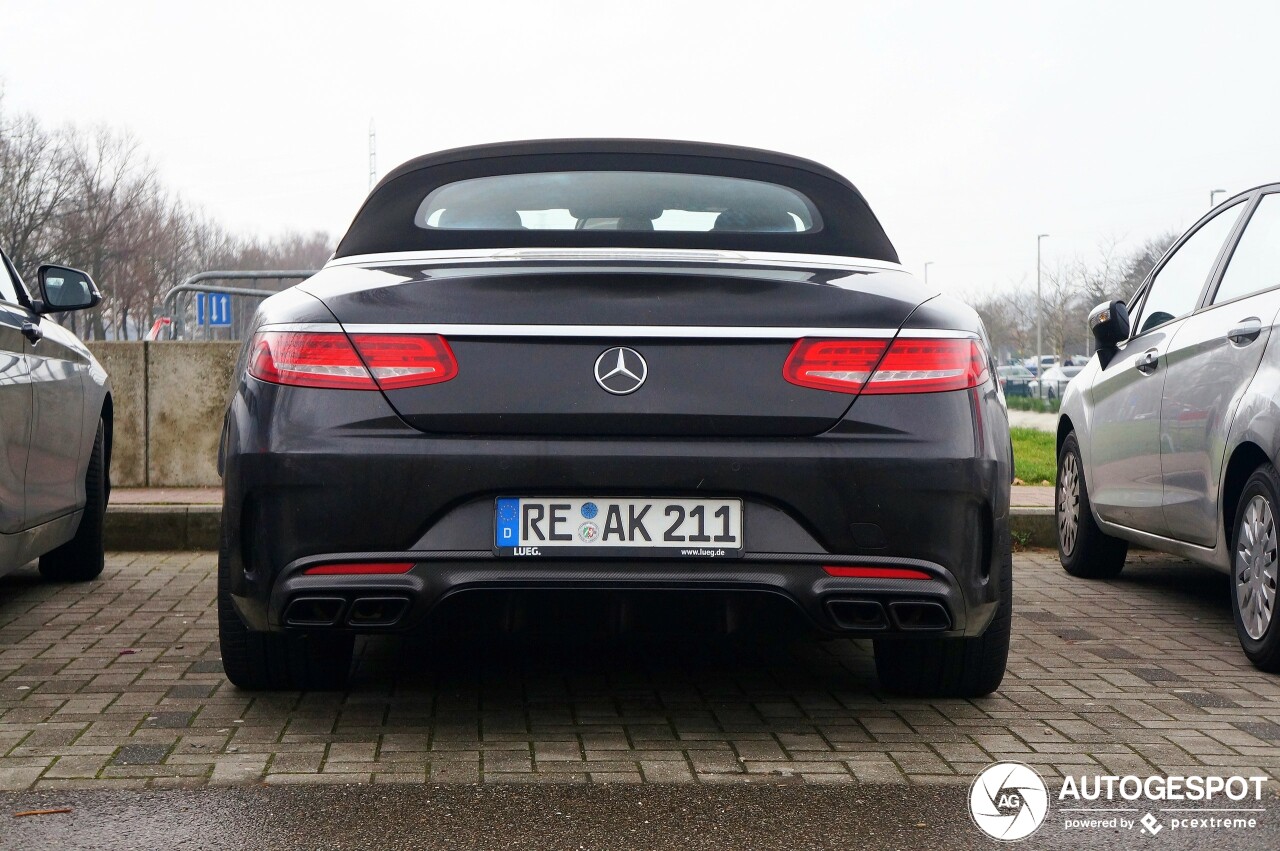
[258,322,977,340]
[256,322,347,334]
[323,247,907,274]
[896,328,978,339]
[336,324,897,339]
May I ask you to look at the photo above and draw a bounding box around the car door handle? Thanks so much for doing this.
[1228,317,1263,345]
[1135,348,1159,374]
[20,320,43,345]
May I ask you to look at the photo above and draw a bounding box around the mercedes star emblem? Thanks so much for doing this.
[594,347,648,395]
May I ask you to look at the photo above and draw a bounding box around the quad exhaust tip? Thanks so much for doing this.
[283,597,346,627]
[825,598,952,632]
[283,595,411,628]
[347,596,411,627]
[887,600,952,631]
[826,599,889,630]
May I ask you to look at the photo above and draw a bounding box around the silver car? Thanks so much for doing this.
[1033,364,1083,399]
[0,247,112,580]
[1056,183,1280,670]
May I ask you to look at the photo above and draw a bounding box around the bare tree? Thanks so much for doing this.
[971,286,1034,363]
[1120,231,1179,295]
[0,97,73,276]
[54,126,159,337]
[1078,236,1128,309]
[1,98,337,339]
[1040,258,1092,360]
[973,232,1183,365]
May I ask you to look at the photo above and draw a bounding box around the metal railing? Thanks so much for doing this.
[160,270,318,340]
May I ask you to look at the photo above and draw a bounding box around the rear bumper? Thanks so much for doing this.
[221,379,1012,640]
[266,550,978,636]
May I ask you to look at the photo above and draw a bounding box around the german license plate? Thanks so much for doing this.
[495,497,743,557]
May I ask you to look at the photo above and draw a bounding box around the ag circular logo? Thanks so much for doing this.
[594,347,647,395]
[969,762,1049,842]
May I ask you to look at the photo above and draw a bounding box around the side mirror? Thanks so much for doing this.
[1089,299,1130,368]
[35,264,101,313]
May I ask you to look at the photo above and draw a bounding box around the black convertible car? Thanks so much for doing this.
[218,140,1012,695]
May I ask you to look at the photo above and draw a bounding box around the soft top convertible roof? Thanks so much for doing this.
[334,139,899,262]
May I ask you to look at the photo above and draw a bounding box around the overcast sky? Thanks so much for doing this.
[2,0,1276,295]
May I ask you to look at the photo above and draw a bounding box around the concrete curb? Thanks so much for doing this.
[104,504,1059,551]
[1010,506,1056,549]
[105,504,221,551]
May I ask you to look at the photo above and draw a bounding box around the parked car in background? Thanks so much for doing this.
[0,247,112,580]
[1056,182,1280,671]
[1033,364,1083,399]
[218,139,1013,697]
[1023,354,1058,376]
[997,364,1035,397]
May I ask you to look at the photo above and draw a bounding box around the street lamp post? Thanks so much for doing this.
[923,261,933,285]
[1036,234,1050,372]
[1210,188,1227,208]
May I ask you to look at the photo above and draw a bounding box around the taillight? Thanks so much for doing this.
[863,339,989,394]
[349,334,458,389]
[782,339,889,394]
[248,331,457,391]
[784,337,989,395]
[249,332,377,390]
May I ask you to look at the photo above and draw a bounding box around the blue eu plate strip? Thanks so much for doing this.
[495,498,520,547]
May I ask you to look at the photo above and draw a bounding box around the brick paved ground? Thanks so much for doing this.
[1,550,1277,790]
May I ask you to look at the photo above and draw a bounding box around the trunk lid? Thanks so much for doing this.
[301,260,934,437]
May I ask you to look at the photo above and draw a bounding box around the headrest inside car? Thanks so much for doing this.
[436,208,525,229]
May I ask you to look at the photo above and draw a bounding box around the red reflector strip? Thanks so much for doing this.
[823,566,932,580]
[302,562,415,576]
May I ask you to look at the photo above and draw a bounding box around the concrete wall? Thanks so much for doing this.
[86,343,146,487]
[87,342,240,488]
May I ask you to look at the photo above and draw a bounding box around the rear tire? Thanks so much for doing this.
[873,536,1011,698]
[1057,431,1127,579]
[39,419,107,582]
[1229,464,1280,672]
[217,528,353,691]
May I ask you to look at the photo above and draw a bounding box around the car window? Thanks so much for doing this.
[0,254,21,305]
[416,171,821,233]
[1212,193,1280,305]
[1135,201,1245,334]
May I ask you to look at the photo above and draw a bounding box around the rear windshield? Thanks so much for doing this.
[416,172,821,233]
[334,147,899,262]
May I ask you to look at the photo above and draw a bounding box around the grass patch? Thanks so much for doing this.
[1012,427,1056,485]
[1006,395,1061,414]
